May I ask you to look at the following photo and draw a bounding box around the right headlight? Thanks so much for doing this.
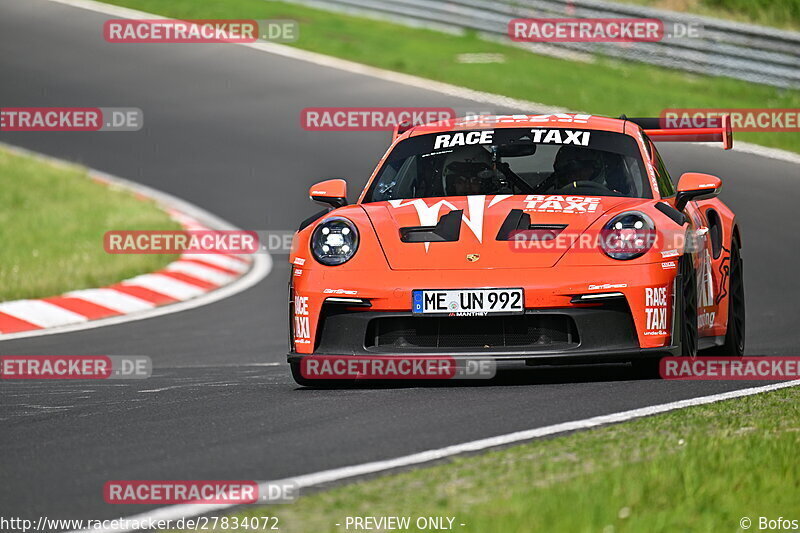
[311,217,359,265]
[599,211,655,260]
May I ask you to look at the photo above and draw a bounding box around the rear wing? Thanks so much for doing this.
[625,115,733,150]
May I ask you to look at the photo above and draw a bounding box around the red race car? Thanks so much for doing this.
[288,113,744,384]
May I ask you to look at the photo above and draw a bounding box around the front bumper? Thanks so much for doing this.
[290,263,679,356]
[288,300,681,364]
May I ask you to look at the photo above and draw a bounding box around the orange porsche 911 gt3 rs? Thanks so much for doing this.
[287,113,744,385]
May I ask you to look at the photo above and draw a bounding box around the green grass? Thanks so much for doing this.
[0,147,180,301]
[614,0,800,31]
[210,385,800,533]
[97,0,800,153]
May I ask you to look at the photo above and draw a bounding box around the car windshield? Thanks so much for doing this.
[364,127,651,202]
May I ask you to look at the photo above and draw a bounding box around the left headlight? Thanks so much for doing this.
[311,217,359,265]
[599,211,656,260]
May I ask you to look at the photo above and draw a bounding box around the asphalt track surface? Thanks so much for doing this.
[1,0,799,525]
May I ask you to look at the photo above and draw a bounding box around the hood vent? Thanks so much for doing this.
[496,209,567,241]
[400,209,463,243]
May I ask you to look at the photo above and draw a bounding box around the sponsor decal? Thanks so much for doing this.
[529,113,591,124]
[452,113,592,128]
[637,130,660,193]
[697,249,715,308]
[698,311,716,329]
[293,295,311,345]
[715,246,732,305]
[661,249,680,258]
[644,286,669,335]
[292,257,305,266]
[530,129,590,145]
[661,261,677,270]
[646,161,659,194]
[523,195,601,213]
[293,269,303,277]
[433,130,494,150]
[588,283,627,290]
[323,288,357,295]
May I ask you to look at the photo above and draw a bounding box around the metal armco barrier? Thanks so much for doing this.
[289,0,800,88]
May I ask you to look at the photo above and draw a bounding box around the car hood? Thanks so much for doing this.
[361,194,639,270]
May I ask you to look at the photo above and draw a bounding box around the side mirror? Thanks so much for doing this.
[675,173,722,211]
[309,179,348,209]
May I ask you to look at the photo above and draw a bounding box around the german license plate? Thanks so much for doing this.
[412,288,524,316]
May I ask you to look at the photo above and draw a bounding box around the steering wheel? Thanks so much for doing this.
[555,180,614,195]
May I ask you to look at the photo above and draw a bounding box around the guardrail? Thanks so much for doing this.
[289,0,800,88]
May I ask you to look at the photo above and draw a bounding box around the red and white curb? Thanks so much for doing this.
[0,143,271,340]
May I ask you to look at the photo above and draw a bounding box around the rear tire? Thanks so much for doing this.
[705,240,745,357]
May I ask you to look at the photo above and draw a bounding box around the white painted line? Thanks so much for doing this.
[122,274,206,300]
[182,254,250,273]
[66,379,800,533]
[0,300,88,328]
[65,288,155,313]
[166,261,236,285]
[42,0,800,166]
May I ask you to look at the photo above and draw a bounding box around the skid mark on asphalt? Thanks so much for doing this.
[0,365,288,421]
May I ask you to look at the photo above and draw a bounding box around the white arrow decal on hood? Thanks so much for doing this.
[388,195,512,251]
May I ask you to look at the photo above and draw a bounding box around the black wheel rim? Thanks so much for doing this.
[730,247,746,353]
[682,258,698,357]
